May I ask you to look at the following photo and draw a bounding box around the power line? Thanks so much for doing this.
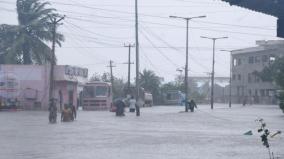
[65,15,275,37]
[62,24,110,63]
[140,29,180,68]
[141,25,210,72]
[0,0,277,30]
[191,20,275,30]
[64,20,133,40]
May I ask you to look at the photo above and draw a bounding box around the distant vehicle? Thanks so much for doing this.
[144,92,153,107]
[82,82,113,111]
[123,86,153,107]
[163,90,183,105]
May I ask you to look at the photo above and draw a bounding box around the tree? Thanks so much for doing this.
[256,57,284,112]
[139,69,163,104]
[0,0,64,64]
[89,73,101,82]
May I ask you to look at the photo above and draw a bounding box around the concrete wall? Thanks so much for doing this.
[0,65,88,110]
[0,65,50,109]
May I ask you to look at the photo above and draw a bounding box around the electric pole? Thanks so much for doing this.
[124,43,135,94]
[170,15,206,112]
[48,15,65,123]
[135,0,140,116]
[49,16,65,102]
[200,36,228,109]
[107,60,116,95]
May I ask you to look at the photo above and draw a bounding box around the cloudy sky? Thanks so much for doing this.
[0,0,281,82]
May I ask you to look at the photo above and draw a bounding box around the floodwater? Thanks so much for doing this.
[0,104,283,159]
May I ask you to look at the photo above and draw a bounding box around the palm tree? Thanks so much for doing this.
[0,0,64,64]
[139,69,163,104]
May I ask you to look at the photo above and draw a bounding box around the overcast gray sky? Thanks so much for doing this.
[0,0,281,82]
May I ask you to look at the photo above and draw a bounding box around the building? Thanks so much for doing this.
[0,65,88,110]
[231,40,284,104]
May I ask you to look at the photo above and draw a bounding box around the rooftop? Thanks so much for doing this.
[232,40,284,55]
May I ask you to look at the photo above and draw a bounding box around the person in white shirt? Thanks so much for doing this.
[129,96,136,112]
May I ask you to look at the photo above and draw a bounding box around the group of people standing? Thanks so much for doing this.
[48,98,77,123]
[115,95,141,117]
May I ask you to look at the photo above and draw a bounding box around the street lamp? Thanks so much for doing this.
[170,15,206,112]
[220,49,233,108]
[200,36,228,109]
[176,68,183,86]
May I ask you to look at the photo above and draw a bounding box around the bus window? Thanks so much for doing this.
[95,86,108,97]
[83,86,95,98]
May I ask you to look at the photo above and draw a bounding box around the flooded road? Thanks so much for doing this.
[0,104,283,159]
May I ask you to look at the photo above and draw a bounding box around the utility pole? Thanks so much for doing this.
[107,60,116,94]
[135,0,140,116]
[170,15,206,112]
[201,36,228,109]
[220,49,233,108]
[49,16,65,102]
[48,15,65,123]
[124,43,135,94]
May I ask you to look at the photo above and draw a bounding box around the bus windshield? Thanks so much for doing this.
[95,86,108,97]
[83,86,95,98]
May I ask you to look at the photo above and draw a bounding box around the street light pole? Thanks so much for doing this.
[176,68,183,86]
[220,49,233,108]
[200,36,228,109]
[170,15,206,112]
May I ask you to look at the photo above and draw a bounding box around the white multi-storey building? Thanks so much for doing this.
[231,40,284,104]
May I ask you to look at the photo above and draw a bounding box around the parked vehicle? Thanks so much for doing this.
[163,90,184,105]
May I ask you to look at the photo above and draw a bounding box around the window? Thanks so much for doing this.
[95,86,108,97]
[232,74,236,80]
[262,55,268,62]
[255,90,258,96]
[265,90,270,97]
[255,56,260,63]
[237,87,240,96]
[238,74,241,80]
[269,55,276,64]
[248,89,252,96]
[255,75,260,83]
[248,73,252,83]
[248,56,254,64]
[233,58,237,67]
[260,89,265,97]
[83,86,95,98]
[237,59,242,65]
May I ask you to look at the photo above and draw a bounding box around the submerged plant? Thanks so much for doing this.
[256,118,281,159]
